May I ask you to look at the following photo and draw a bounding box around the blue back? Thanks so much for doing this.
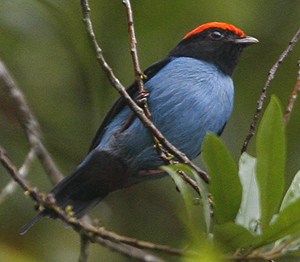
[97,57,234,175]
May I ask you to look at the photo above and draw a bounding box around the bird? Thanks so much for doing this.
[20,22,258,234]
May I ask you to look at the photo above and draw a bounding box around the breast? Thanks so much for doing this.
[145,57,234,159]
[99,57,234,166]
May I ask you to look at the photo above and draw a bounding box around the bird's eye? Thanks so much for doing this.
[210,31,223,40]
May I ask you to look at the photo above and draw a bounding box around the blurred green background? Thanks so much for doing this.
[1,0,300,261]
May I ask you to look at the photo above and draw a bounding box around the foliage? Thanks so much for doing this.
[164,95,300,261]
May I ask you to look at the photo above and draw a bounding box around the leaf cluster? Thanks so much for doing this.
[164,96,300,261]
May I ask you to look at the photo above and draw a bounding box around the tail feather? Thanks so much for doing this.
[19,211,48,235]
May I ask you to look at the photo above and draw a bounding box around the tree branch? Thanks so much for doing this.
[121,0,203,194]
[0,58,64,184]
[284,61,300,125]
[122,0,146,92]
[0,148,35,205]
[78,234,90,262]
[94,228,183,256]
[0,147,31,191]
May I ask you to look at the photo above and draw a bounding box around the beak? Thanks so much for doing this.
[235,36,259,45]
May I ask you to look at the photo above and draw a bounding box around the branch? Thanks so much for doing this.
[122,0,203,194]
[80,0,209,184]
[284,62,300,125]
[94,228,183,256]
[241,26,300,153]
[0,147,31,191]
[122,0,146,92]
[0,148,35,205]
[78,234,90,262]
[122,0,153,122]
[0,58,64,184]
[90,237,167,262]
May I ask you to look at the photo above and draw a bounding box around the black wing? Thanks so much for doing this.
[88,57,172,152]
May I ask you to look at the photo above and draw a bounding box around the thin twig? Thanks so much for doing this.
[80,215,184,256]
[122,0,146,92]
[122,0,149,98]
[92,237,167,262]
[0,147,31,191]
[122,0,202,194]
[78,234,90,262]
[95,228,183,256]
[122,0,153,123]
[241,26,300,153]
[0,148,35,205]
[284,62,300,125]
[80,0,209,184]
[0,58,63,184]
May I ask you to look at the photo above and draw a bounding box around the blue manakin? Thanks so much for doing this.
[20,22,258,234]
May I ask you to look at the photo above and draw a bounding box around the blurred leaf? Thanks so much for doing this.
[190,168,211,233]
[161,165,206,239]
[0,243,38,262]
[236,152,260,233]
[256,95,285,230]
[202,133,242,224]
[184,241,225,262]
[172,164,211,233]
[281,170,300,211]
[257,197,300,247]
[214,222,257,252]
[280,232,300,257]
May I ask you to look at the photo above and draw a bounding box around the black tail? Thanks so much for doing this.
[20,150,127,234]
[19,211,48,235]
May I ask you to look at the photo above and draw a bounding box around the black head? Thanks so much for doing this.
[168,22,258,76]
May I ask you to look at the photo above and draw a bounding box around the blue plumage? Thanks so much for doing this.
[99,57,234,174]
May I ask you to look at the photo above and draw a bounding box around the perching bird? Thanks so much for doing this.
[20,22,258,234]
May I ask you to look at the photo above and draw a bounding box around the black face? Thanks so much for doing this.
[168,28,249,76]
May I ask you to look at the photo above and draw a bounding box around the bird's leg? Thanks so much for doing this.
[137,169,167,178]
[136,90,150,108]
[119,90,151,133]
[119,113,136,133]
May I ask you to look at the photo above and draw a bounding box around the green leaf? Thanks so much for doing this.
[0,243,38,262]
[257,197,300,247]
[236,152,261,233]
[281,170,300,211]
[214,222,257,252]
[184,241,225,262]
[202,133,242,224]
[256,95,286,230]
[173,164,211,233]
[161,165,207,239]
